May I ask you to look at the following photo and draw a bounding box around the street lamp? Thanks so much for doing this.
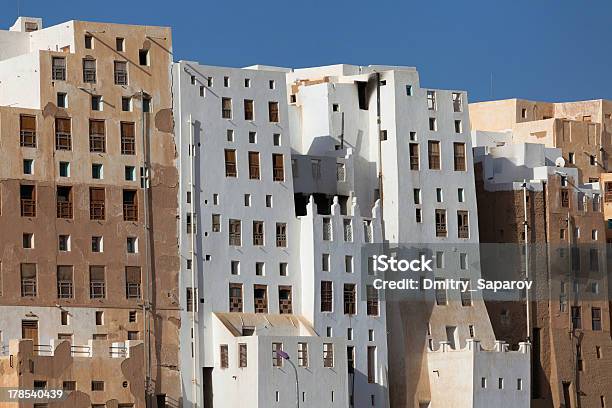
[276,350,299,408]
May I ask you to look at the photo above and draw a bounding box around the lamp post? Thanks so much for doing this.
[276,350,299,408]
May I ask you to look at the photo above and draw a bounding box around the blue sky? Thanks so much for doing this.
[4,0,612,102]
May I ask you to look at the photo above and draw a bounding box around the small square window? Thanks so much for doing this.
[249,132,257,143]
[57,92,67,108]
[200,86,205,97]
[223,76,230,87]
[454,120,462,133]
[85,35,93,49]
[142,96,151,113]
[332,104,339,112]
[406,85,413,96]
[23,159,34,175]
[231,260,240,275]
[213,194,219,205]
[59,235,70,251]
[127,237,138,253]
[23,233,34,249]
[92,164,103,180]
[129,311,137,322]
[429,117,437,131]
[207,77,213,87]
[227,129,234,142]
[279,262,288,276]
[91,95,103,111]
[409,131,417,141]
[138,49,149,66]
[125,166,136,181]
[458,188,465,202]
[521,108,527,118]
[347,328,353,340]
[244,194,251,206]
[436,188,443,202]
[244,78,251,87]
[59,162,70,177]
[568,152,575,164]
[122,97,132,112]
[116,37,125,51]
[91,236,103,252]
[266,195,273,208]
[255,262,265,276]
[273,133,281,146]
[127,331,139,340]
[269,80,275,89]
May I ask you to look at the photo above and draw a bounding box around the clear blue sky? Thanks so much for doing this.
[5,0,612,103]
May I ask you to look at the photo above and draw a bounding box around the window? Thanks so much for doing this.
[272,154,284,181]
[91,381,104,391]
[222,98,232,119]
[435,209,447,237]
[229,283,243,312]
[220,345,229,368]
[225,149,237,177]
[138,49,149,66]
[142,95,151,112]
[91,236,103,253]
[122,97,132,112]
[127,237,137,253]
[248,151,260,179]
[405,85,413,95]
[367,285,379,316]
[428,141,441,169]
[322,253,330,272]
[323,343,334,367]
[498,378,504,389]
[226,129,234,142]
[568,152,575,164]
[20,185,36,217]
[297,342,308,367]
[460,253,468,270]
[244,194,251,207]
[125,166,136,181]
[229,219,241,246]
[91,95,103,111]
[322,217,332,241]
[248,131,257,143]
[55,118,71,150]
[125,267,141,299]
[253,221,264,245]
[266,195,273,207]
[89,188,105,220]
[454,120,462,133]
[311,159,321,179]
[279,286,292,314]
[436,188,443,203]
[343,219,353,242]
[92,163,103,179]
[435,279,447,305]
[116,37,125,51]
[123,190,138,221]
[254,284,268,313]
[269,79,275,89]
[186,287,195,312]
[481,377,487,388]
[212,214,221,232]
[269,102,279,122]
[367,346,376,383]
[521,108,527,118]
[345,255,353,273]
[429,117,437,131]
[83,58,96,83]
[63,381,76,391]
[57,92,67,108]
[21,264,37,297]
[244,99,254,120]
[380,130,388,141]
[409,143,419,170]
[278,262,288,277]
[57,266,73,299]
[89,266,106,299]
[561,189,570,208]
[239,344,247,367]
[457,211,469,238]
[452,92,462,112]
[114,61,128,85]
[52,57,66,80]
[84,35,93,49]
[344,283,356,315]
[23,159,33,175]
[273,133,281,146]
[453,143,466,171]
[56,186,73,219]
[230,260,240,275]
[121,122,136,155]
[427,91,436,110]
[460,279,472,306]
[592,307,602,331]
[20,115,37,147]
[571,306,581,329]
[89,120,106,152]
[458,188,465,202]
[58,235,70,251]
[337,163,346,181]
[415,208,422,223]
[276,223,287,247]
[321,281,333,312]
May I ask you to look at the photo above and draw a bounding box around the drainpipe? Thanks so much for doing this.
[523,180,531,342]
[188,114,199,407]
[140,89,153,407]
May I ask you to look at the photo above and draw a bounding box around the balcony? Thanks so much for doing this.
[436,224,447,237]
[253,233,264,246]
